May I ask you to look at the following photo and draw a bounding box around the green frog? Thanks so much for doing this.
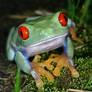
[6,12,83,88]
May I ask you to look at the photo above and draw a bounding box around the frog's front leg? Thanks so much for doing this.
[51,36,79,78]
[15,51,44,88]
[64,36,74,59]
[64,36,79,77]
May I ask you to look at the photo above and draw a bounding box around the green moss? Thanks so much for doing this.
[69,57,92,89]
[22,53,92,92]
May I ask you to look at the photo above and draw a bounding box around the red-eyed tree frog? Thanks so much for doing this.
[6,12,83,88]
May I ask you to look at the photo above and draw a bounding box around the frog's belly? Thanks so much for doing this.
[24,33,68,57]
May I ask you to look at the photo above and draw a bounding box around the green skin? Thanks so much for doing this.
[6,11,74,81]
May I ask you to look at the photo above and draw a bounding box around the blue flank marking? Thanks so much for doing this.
[64,35,68,56]
[21,50,28,59]
[21,50,33,70]
[64,35,74,66]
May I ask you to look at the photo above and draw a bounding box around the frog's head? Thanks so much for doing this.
[14,12,74,57]
[17,12,68,45]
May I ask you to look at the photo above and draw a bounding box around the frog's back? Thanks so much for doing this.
[26,12,68,33]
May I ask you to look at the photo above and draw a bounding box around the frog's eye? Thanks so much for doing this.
[58,13,68,26]
[18,26,29,40]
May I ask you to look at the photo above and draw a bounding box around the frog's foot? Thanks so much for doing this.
[32,62,54,88]
[31,55,54,88]
[49,53,79,78]
[71,68,79,78]
[32,55,54,70]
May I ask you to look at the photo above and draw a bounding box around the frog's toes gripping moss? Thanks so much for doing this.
[31,53,79,88]
[31,62,54,88]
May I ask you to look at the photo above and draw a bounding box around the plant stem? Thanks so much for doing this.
[80,0,91,24]
[14,68,21,92]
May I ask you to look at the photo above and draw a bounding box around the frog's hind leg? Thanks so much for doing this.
[52,53,79,78]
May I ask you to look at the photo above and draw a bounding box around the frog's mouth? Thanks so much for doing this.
[23,33,68,57]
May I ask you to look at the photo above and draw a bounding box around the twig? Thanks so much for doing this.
[67,89,92,92]
[75,44,86,50]
[20,89,22,92]
[0,77,9,81]
[8,15,29,19]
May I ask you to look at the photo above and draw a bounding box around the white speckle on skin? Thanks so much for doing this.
[40,32,42,35]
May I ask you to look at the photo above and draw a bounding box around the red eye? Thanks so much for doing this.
[18,26,29,40]
[58,13,68,26]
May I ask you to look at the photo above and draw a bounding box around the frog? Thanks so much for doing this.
[6,11,83,88]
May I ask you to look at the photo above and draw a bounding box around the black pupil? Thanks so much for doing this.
[64,16,67,22]
[20,30,23,37]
